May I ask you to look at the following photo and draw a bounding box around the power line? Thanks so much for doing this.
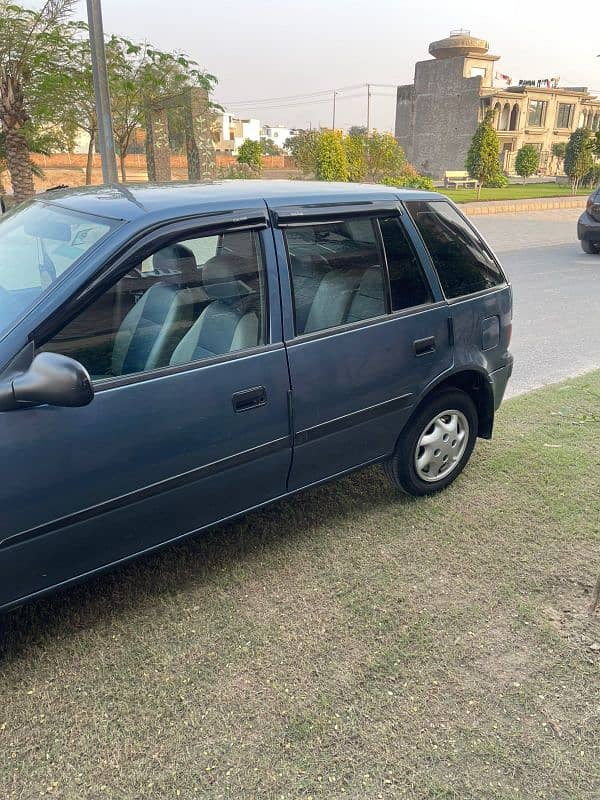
[218,83,366,107]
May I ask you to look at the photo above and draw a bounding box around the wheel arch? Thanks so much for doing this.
[411,368,495,440]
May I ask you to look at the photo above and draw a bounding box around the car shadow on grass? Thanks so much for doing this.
[0,463,411,661]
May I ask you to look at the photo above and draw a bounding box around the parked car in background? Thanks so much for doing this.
[578,187,600,254]
[0,181,513,612]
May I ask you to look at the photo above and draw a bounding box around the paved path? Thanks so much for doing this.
[472,208,600,397]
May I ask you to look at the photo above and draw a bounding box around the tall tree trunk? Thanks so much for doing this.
[119,151,127,183]
[85,130,96,185]
[5,127,35,203]
[5,127,35,202]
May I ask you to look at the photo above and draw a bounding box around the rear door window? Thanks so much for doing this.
[378,216,432,311]
[406,200,505,298]
[284,217,387,335]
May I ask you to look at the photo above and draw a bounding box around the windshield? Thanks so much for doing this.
[0,202,115,339]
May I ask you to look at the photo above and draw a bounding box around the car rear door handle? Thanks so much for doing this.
[413,336,436,356]
[232,386,267,412]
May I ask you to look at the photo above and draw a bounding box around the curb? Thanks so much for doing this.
[460,196,586,216]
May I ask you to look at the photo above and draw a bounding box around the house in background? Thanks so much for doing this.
[260,124,295,151]
[214,114,261,154]
[395,30,600,178]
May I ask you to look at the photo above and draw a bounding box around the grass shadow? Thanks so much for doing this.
[0,463,409,661]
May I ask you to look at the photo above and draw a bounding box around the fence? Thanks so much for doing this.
[30,153,296,172]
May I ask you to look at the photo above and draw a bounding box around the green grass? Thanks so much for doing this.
[442,183,590,204]
[2,372,600,799]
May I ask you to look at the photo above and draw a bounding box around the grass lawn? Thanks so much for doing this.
[442,183,590,204]
[1,372,600,799]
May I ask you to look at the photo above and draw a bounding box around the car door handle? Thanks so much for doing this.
[232,386,267,412]
[413,336,436,356]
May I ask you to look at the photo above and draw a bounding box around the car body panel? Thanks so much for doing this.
[0,181,512,612]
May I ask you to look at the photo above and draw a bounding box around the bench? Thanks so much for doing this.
[444,170,478,189]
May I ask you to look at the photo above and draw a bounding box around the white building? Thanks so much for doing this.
[261,124,294,151]
[215,114,261,154]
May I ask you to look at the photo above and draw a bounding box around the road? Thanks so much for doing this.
[471,208,600,396]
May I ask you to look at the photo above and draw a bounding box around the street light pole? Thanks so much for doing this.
[366,83,372,134]
[87,0,118,184]
[332,89,337,131]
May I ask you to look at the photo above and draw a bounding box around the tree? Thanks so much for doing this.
[260,138,281,156]
[343,130,367,182]
[106,36,218,182]
[315,130,348,182]
[0,0,76,202]
[515,144,540,180]
[237,139,262,171]
[564,128,594,193]
[465,110,502,199]
[551,141,567,175]
[348,125,367,138]
[287,129,320,175]
[363,131,406,183]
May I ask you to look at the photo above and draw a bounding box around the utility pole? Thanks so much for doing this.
[332,89,337,131]
[87,0,118,184]
[366,83,372,134]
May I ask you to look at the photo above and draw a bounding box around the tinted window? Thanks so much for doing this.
[41,229,267,379]
[285,218,386,335]
[406,201,505,298]
[528,100,547,127]
[378,217,432,311]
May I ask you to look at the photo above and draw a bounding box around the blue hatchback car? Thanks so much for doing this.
[0,181,512,612]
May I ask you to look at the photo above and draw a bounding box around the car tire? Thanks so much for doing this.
[384,389,478,497]
[581,240,600,255]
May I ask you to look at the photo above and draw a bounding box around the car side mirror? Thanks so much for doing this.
[0,352,94,411]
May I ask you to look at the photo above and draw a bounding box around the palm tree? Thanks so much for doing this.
[0,0,75,202]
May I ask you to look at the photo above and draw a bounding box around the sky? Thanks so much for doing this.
[81,0,599,133]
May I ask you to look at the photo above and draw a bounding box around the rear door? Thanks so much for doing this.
[0,212,292,609]
[270,202,454,491]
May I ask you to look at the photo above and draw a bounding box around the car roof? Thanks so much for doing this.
[40,180,444,223]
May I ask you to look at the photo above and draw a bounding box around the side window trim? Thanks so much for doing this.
[35,219,274,387]
[34,218,270,349]
[280,211,395,339]
[404,199,508,300]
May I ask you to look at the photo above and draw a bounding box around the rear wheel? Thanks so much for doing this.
[385,389,478,496]
[581,239,600,254]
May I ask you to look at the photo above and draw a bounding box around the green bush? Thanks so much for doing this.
[237,139,262,172]
[483,174,509,188]
[315,130,349,182]
[380,175,434,191]
[214,163,259,180]
[514,144,540,179]
[582,164,600,189]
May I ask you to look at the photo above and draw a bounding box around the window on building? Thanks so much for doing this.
[41,229,267,379]
[406,201,506,299]
[527,100,547,127]
[470,67,486,79]
[285,218,387,335]
[556,103,574,129]
[378,217,432,311]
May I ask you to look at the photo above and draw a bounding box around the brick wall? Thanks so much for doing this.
[30,153,296,171]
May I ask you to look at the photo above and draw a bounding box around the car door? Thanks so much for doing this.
[0,213,291,610]
[270,201,453,491]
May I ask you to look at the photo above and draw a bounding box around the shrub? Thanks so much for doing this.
[380,175,434,191]
[315,130,349,182]
[515,144,540,179]
[237,139,262,172]
[214,162,259,180]
[564,128,594,192]
[465,110,503,198]
[483,174,509,188]
[582,164,600,189]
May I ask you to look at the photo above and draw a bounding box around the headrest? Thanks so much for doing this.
[202,254,252,302]
[153,243,197,277]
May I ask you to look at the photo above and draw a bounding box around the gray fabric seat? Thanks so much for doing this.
[170,254,261,365]
[111,244,203,375]
[303,267,364,334]
[345,267,386,324]
[289,252,330,334]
